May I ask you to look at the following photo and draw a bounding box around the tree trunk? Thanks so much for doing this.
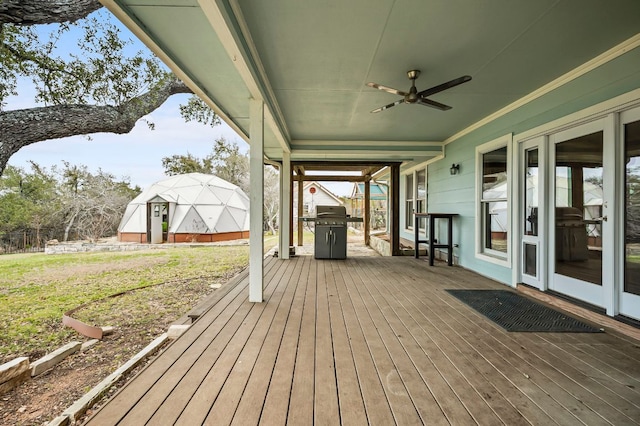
[64,210,79,242]
[0,0,102,25]
[0,78,192,175]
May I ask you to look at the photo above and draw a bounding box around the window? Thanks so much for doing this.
[416,169,427,230]
[405,168,427,230]
[405,173,414,228]
[476,135,511,264]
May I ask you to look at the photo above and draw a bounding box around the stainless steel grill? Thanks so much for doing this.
[314,206,348,259]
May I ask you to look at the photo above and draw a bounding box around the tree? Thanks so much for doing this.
[60,166,138,241]
[0,163,60,236]
[162,138,281,233]
[161,153,214,176]
[209,137,250,193]
[627,164,640,243]
[161,137,249,193]
[0,161,140,247]
[263,166,280,235]
[0,1,219,175]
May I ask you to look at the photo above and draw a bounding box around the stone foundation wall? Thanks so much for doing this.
[45,241,160,254]
[369,234,391,256]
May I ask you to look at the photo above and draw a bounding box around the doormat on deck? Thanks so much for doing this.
[445,289,602,332]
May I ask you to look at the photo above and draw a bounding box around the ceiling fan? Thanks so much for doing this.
[366,70,471,113]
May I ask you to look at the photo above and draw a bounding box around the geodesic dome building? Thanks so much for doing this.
[118,173,250,243]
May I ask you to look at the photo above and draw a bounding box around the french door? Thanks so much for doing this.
[620,108,640,320]
[520,137,545,289]
[519,105,640,321]
[548,119,612,308]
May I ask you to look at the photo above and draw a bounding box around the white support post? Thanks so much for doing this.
[279,152,291,259]
[249,99,264,302]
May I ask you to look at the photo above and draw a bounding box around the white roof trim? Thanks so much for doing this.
[444,32,640,146]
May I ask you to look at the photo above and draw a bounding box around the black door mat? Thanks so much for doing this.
[445,289,602,333]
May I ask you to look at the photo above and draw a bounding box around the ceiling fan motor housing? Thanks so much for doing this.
[407,70,420,80]
[406,70,420,103]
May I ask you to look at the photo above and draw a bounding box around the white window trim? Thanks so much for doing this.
[404,167,428,231]
[475,133,513,267]
[405,173,414,230]
[416,168,427,232]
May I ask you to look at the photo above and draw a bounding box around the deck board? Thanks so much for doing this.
[174,258,290,425]
[332,260,397,425]
[340,260,423,425]
[326,261,369,426]
[230,253,306,426]
[86,251,640,426]
[359,258,512,425]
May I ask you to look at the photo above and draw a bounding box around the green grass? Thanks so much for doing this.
[0,246,249,360]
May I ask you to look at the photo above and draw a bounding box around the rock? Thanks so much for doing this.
[167,324,190,339]
[31,342,81,376]
[0,357,31,395]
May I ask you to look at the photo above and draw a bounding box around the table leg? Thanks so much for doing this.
[429,215,435,266]
[447,217,453,266]
[414,214,419,259]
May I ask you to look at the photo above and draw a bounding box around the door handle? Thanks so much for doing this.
[595,216,608,222]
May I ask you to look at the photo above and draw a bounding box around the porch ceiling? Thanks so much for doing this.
[102,0,640,166]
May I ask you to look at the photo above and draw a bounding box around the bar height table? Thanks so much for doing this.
[414,213,458,266]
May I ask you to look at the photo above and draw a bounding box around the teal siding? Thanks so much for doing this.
[400,46,640,284]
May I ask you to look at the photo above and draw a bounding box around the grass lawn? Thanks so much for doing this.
[0,245,249,362]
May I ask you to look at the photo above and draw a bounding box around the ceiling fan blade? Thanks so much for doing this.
[366,82,409,97]
[371,99,403,113]
[418,98,452,111]
[417,75,471,98]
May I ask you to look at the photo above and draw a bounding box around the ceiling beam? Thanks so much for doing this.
[294,175,369,182]
[292,140,443,149]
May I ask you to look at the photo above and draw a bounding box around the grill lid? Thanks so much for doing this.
[316,205,347,218]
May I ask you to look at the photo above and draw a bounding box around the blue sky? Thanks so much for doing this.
[6,10,352,196]
[8,91,244,189]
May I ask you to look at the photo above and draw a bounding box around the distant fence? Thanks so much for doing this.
[0,228,78,255]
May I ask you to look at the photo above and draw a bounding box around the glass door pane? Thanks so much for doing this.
[554,131,603,286]
[523,148,539,280]
[625,120,640,296]
[525,149,539,237]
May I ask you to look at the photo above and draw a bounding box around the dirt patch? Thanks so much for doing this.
[0,273,238,425]
[21,255,169,287]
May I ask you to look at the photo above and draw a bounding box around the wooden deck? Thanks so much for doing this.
[86,252,640,425]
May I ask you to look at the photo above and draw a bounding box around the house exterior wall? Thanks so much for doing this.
[118,232,147,243]
[303,183,341,212]
[293,182,343,220]
[399,44,640,286]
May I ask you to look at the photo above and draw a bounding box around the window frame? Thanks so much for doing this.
[415,168,427,231]
[475,134,513,266]
[404,167,428,231]
[405,173,414,230]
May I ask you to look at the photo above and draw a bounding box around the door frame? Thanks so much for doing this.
[619,107,640,320]
[547,118,612,309]
[518,136,547,290]
[513,89,640,319]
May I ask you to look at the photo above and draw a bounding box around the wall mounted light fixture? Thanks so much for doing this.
[450,163,460,175]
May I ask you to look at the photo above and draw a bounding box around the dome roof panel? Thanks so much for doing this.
[120,173,249,235]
